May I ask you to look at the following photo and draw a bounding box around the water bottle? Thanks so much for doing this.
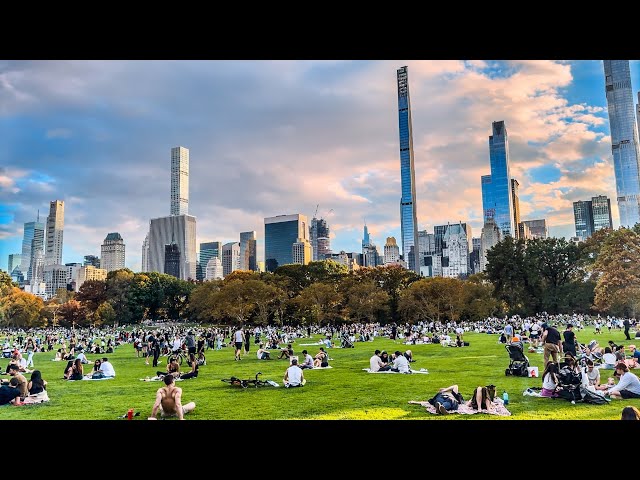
[502,391,509,405]
[127,409,134,420]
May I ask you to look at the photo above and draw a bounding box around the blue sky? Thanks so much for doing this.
[1,60,639,273]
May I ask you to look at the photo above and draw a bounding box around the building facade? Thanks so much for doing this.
[164,243,181,279]
[100,232,125,272]
[44,264,68,299]
[522,219,548,239]
[148,214,197,280]
[141,234,150,272]
[511,178,521,239]
[396,66,420,273]
[44,200,64,266]
[264,214,308,272]
[222,242,241,276]
[310,217,330,261]
[205,257,224,280]
[440,223,472,278]
[170,146,189,216]
[8,254,21,275]
[75,265,107,292]
[292,238,312,265]
[603,60,640,228]
[21,219,45,277]
[383,237,400,264]
[482,121,515,237]
[591,195,614,232]
[480,217,501,272]
[239,231,257,271]
[573,200,594,242]
[198,241,221,280]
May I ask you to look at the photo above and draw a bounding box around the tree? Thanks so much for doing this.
[340,278,390,323]
[248,280,285,326]
[398,277,465,324]
[294,282,342,326]
[460,276,501,321]
[94,301,116,326]
[58,299,88,328]
[105,269,134,324]
[0,288,45,328]
[215,279,256,325]
[187,280,224,323]
[75,280,108,314]
[353,265,419,322]
[592,228,640,316]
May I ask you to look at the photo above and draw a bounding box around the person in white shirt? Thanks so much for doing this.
[98,357,116,377]
[233,327,244,361]
[256,344,271,360]
[300,350,314,369]
[608,362,640,399]
[390,350,410,373]
[283,358,305,388]
[369,349,390,372]
[76,350,90,364]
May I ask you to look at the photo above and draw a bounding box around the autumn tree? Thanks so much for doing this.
[0,288,45,328]
[398,277,465,324]
[340,277,390,323]
[57,299,88,328]
[294,282,342,326]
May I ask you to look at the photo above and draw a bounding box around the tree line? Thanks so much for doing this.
[1,226,638,328]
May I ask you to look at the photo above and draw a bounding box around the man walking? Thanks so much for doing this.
[624,318,631,340]
[233,325,244,361]
[541,323,562,366]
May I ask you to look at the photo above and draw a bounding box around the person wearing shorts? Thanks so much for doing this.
[149,374,195,420]
[233,326,244,361]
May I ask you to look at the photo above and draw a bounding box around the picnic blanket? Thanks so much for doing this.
[362,368,429,374]
[139,376,183,382]
[299,342,324,346]
[82,375,114,381]
[408,398,511,416]
[307,365,333,369]
[22,391,50,404]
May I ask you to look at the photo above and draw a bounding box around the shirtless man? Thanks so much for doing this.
[148,374,196,420]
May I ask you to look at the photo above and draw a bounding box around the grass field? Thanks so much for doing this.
[2,327,637,420]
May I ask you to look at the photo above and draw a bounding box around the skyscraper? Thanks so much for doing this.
[205,257,224,280]
[199,241,221,280]
[511,179,521,240]
[100,232,126,272]
[239,231,257,271]
[522,219,548,239]
[603,60,640,227]
[591,195,614,232]
[21,218,44,275]
[573,200,594,241]
[222,242,241,276]
[44,200,64,266]
[310,217,330,261]
[480,217,501,272]
[264,214,308,272]
[8,254,22,274]
[292,238,312,265]
[482,121,515,237]
[141,233,150,272]
[170,146,189,216]
[148,215,197,280]
[396,66,420,273]
[383,237,400,264]
[164,243,181,279]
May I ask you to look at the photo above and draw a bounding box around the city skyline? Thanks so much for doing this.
[1,60,639,273]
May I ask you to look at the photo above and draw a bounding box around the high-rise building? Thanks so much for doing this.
[84,255,100,268]
[65,262,83,291]
[44,264,68,299]
[592,195,614,232]
[100,232,125,272]
[470,237,482,274]
[482,121,515,237]
[239,231,257,271]
[28,243,45,285]
[44,200,64,266]
[21,218,44,276]
[511,179,521,239]
[164,243,181,279]
[573,200,595,242]
[396,66,420,273]
[170,146,189,216]
[310,216,330,261]
[141,233,150,272]
[222,242,241,276]
[148,215,197,280]
[522,219,548,239]
[518,222,532,240]
[8,254,21,275]
[441,222,472,278]
[264,214,308,272]
[417,230,436,268]
[603,60,640,228]
[292,238,312,265]
[198,241,221,280]
[75,265,107,292]
[573,195,613,241]
[205,257,224,280]
[480,217,501,271]
[361,223,380,267]
[384,237,400,264]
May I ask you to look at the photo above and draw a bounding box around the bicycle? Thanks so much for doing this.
[169,348,206,366]
[221,372,278,389]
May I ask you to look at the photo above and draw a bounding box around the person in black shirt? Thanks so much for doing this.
[541,323,562,366]
[562,324,577,357]
[624,318,632,340]
[0,377,22,406]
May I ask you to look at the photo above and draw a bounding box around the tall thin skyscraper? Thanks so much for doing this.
[44,200,64,266]
[21,218,45,275]
[511,179,521,240]
[396,66,420,274]
[603,60,640,227]
[482,121,515,237]
[239,231,257,271]
[310,217,330,261]
[141,233,150,272]
[100,232,126,272]
[170,146,189,216]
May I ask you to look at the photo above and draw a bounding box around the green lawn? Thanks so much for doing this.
[2,328,637,420]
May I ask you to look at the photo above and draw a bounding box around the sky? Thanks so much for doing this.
[1,60,639,273]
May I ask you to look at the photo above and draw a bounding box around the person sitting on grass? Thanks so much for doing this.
[621,405,640,420]
[69,359,84,381]
[390,350,410,373]
[180,353,199,380]
[608,362,640,400]
[313,347,329,368]
[540,361,560,398]
[149,374,196,420]
[157,357,180,378]
[283,358,305,388]
[300,350,314,370]
[0,377,23,406]
[278,344,294,360]
[98,357,116,378]
[256,343,271,360]
[467,384,497,412]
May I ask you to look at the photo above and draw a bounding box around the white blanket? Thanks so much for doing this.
[362,368,429,374]
[139,376,183,382]
[307,365,333,369]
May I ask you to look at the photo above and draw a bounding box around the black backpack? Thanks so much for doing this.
[579,386,609,405]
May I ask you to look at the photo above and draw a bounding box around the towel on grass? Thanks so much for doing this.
[139,376,183,382]
[408,398,511,416]
[308,365,333,370]
[362,368,429,374]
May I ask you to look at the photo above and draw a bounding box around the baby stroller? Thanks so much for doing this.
[576,340,603,367]
[340,333,354,348]
[555,366,583,402]
[504,344,530,376]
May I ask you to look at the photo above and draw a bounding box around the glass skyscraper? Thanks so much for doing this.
[264,214,308,272]
[21,219,45,276]
[396,66,419,273]
[603,60,640,228]
[573,200,594,241]
[481,121,515,237]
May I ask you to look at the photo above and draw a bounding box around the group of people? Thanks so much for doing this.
[0,368,48,406]
[368,349,415,373]
[63,357,116,380]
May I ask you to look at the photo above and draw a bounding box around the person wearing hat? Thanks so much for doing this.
[562,324,577,357]
[608,363,640,399]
